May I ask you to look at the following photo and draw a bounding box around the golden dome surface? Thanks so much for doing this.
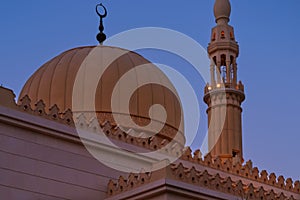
[19,45,185,146]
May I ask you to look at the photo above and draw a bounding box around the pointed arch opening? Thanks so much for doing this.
[212,32,216,41]
[221,31,225,39]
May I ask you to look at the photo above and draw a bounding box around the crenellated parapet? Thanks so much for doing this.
[0,88,184,155]
[107,162,298,199]
[76,115,184,155]
[179,147,300,195]
[17,95,74,125]
[0,86,75,126]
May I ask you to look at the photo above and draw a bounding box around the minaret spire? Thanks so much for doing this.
[204,0,245,162]
[214,0,231,24]
[96,3,107,45]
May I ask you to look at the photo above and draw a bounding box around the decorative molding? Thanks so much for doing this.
[14,95,187,157]
[17,95,75,125]
[107,162,297,200]
[179,147,300,195]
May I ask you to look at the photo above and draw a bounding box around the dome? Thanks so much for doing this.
[19,45,185,146]
[214,0,231,23]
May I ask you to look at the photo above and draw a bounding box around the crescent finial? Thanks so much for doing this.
[96,3,107,18]
[96,3,108,44]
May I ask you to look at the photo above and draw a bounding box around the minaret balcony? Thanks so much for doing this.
[205,81,244,94]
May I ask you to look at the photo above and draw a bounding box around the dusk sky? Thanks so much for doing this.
[0,1,299,181]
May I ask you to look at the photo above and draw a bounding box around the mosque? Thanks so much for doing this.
[0,0,299,199]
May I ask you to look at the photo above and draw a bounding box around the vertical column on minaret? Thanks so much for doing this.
[216,61,221,85]
[210,59,216,86]
[226,57,231,84]
[233,58,237,86]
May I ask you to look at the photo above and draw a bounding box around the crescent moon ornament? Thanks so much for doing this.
[96,3,107,18]
[96,3,107,44]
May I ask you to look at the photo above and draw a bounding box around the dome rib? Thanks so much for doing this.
[48,50,70,109]
[127,52,140,117]
[64,48,79,109]
[20,67,39,99]
[36,61,50,104]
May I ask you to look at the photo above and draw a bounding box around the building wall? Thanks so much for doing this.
[0,110,121,200]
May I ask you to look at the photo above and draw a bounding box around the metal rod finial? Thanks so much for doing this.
[96,3,107,44]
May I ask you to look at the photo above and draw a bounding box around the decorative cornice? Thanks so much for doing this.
[207,41,239,55]
[108,162,298,200]
[179,147,300,195]
[17,95,75,126]
[10,94,185,154]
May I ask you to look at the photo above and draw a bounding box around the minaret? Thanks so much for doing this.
[204,0,245,162]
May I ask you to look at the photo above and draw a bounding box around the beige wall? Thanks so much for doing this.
[0,111,122,199]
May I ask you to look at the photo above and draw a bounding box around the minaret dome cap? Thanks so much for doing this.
[214,0,231,23]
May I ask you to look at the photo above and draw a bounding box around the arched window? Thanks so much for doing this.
[220,54,227,81]
[230,32,234,40]
[212,32,216,41]
[221,54,226,66]
[213,56,217,66]
[221,31,225,39]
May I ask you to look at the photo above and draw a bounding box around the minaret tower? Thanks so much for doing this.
[204,0,245,162]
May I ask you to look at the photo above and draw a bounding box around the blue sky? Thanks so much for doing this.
[0,1,299,180]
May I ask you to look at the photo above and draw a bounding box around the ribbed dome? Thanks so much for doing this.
[19,45,185,146]
[214,0,231,23]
